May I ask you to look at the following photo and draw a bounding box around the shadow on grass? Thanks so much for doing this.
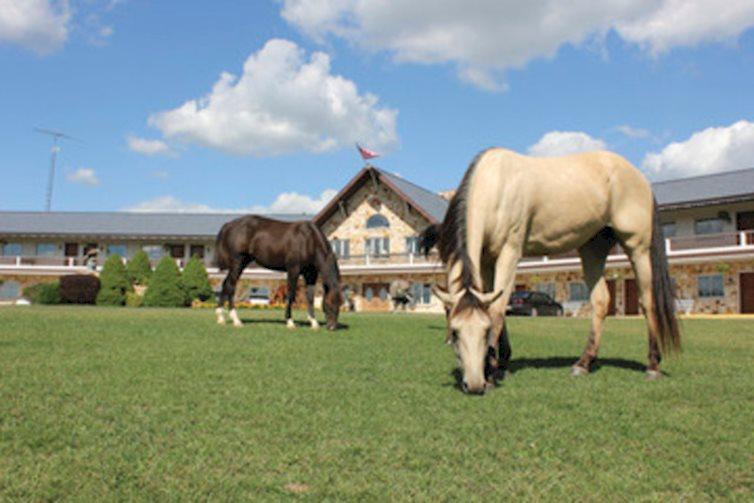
[237,317,350,330]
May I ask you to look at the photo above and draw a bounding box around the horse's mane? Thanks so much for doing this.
[438,148,490,290]
[308,222,340,288]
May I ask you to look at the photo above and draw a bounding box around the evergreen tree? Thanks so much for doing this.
[96,254,132,306]
[143,256,188,307]
[127,250,153,286]
[182,256,214,302]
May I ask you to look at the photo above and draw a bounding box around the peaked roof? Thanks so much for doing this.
[653,167,754,209]
[0,211,309,238]
[312,166,449,225]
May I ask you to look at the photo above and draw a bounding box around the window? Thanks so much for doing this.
[2,243,22,256]
[143,245,163,261]
[330,239,350,259]
[536,282,556,299]
[107,244,127,257]
[410,283,434,305]
[168,244,185,259]
[661,222,676,238]
[378,286,388,301]
[698,275,724,298]
[365,237,390,257]
[364,287,374,300]
[35,243,57,256]
[190,245,205,259]
[569,282,589,301]
[366,214,390,229]
[694,218,724,235]
[405,236,420,254]
[0,280,21,299]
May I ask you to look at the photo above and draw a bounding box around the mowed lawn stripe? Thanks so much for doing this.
[0,307,752,500]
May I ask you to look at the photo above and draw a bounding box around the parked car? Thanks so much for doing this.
[507,291,563,316]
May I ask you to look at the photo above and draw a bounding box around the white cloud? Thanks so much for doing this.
[616,124,650,139]
[0,0,70,54]
[125,189,338,215]
[147,38,397,156]
[127,136,175,157]
[528,131,607,157]
[615,0,754,55]
[66,167,99,186]
[281,0,754,90]
[642,120,754,179]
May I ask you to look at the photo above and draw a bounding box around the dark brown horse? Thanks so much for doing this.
[214,215,342,330]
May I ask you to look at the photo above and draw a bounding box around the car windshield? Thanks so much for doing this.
[510,292,530,300]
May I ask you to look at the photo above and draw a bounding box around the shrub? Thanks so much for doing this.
[125,291,143,308]
[60,275,100,304]
[96,254,132,306]
[182,256,213,302]
[23,282,61,305]
[143,256,188,307]
[127,250,153,286]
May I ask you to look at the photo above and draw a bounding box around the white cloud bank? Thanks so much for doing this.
[642,120,754,179]
[66,167,99,186]
[126,189,338,215]
[147,39,397,156]
[127,136,175,157]
[0,0,70,54]
[282,0,754,90]
[528,131,607,157]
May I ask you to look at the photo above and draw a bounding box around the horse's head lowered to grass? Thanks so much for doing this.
[433,285,504,395]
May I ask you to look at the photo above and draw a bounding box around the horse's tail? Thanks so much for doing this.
[214,223,233,271]
[650,197,681,355]
[418,223,441,256]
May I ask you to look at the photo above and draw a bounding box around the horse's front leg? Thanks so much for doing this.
[305,284,320,330]
[285,268,300,329]
[487,246,521,384]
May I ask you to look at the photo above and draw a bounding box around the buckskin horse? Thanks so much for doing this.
[214,216,342,330]
[424,148,680,394]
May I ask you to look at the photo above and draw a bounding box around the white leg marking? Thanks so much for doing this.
[215,307,226,325]
[229,308,243,327]
[308,315,320,330]
[286,318,296,329]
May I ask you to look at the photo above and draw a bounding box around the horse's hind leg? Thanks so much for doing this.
[572,231,614,375]
[224,256,250,327]
[626,246,663,380]
[285,267,301,329]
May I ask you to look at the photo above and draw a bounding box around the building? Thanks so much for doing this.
[1,166,753,314]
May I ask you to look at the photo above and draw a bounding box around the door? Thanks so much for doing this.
[64,243,79,257]
[741,273,754,314]
[362,283,391,311]
[624,278,639,315]
[606,279,616,316]
[737,211,754,244]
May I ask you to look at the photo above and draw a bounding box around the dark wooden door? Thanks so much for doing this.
[64,243,79,257]
[606,279,616,316]
[737,211,754,244]
[740,273,754,314]
[624,278,639,315]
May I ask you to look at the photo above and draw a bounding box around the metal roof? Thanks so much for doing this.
[375,169,449,222]
[653,167,754,208]
[0,211,310,238]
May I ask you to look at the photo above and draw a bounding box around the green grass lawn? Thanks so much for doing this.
[1,307,752,500]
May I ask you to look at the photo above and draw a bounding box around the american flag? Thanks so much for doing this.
[356,143,379,161]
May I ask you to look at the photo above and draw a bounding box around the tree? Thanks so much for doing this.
[127,250,153,286]
[143,256,188,307]
[182,256,214,302]
[96,254,132,306]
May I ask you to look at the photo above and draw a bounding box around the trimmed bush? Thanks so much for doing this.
[96,254,132,306]
[23,282,61,305]
[60,275,100,304]
[182,256,213,302]
[143,256,188,307]
[125,291,143,308]
[127,250,152,286]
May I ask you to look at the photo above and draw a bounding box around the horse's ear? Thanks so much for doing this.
[432,284,461,308]
[469,287,505,307]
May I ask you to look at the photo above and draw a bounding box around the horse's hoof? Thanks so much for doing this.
[216,318,226,325]
[571,365,589,377]
[286,319,296,330]
[232,321,243,328]
[645,370,662,381]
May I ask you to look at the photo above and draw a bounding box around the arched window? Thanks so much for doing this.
[366,214,389,229]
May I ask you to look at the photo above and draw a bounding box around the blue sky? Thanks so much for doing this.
[1,0,754,213]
